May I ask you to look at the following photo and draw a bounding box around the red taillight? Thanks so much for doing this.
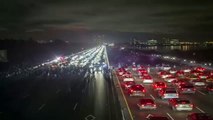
[193,88,196,91]
[130,89,134,92]
[153,104,156,107]
[141,104,145,107]
[190,104,193,107]
[142,89,146,93]
[175,104,178,107]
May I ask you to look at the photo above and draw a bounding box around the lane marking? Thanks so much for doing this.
[115,73,134,120]
[146,114,153,118]
[73,103,78,110]
[197,90,206,95]
[150,94,155,100]
[38,104,46,111]
[166,113,175,120]
[196,106,205,113]
[121,110,126,120]
[56,89,61,94]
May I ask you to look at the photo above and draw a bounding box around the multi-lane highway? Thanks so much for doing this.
[0,46,122,120]
[1,45,213,120]
[107,47,213,120]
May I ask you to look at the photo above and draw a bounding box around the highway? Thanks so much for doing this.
[0,46,122,120]
[107,47,213,120]
[1,45,213,120]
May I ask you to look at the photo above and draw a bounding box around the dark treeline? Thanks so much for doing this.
[0,39,95,72]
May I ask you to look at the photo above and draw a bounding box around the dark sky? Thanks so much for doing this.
[0,0,212,41]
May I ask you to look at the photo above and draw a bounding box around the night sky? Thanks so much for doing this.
[0,0,212,41]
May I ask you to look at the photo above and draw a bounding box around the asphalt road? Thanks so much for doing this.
[108,47,213,120]
[0,64,121,120]
[0,67,84,120]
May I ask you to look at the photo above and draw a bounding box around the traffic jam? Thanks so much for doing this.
[115,64,213,120]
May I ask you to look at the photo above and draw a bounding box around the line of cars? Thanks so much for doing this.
[158,66,213,94]
[116,64,213,120]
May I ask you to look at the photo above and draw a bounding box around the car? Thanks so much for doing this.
[169,69,177,74]
[152,82,167,91]
[122,71,132,78]
[117,68,126,76]
[186,74,199,81]
[205,84,213,94]
[141,75,153,84]
[178,84,196,94]
[183,68,192,73]
[138,65,146,70]
[146,115,169,120]
[198,72,209,79]
[164,76,177,83]
[187,113,213,120]
[160,64,171,71]
[128,84,146,96]
[157,70,167,75]
[169,98,193,111]
[191,70,202,76]
[139,73,149,78]
[172,79,188,87]
[137,98,157,110]
[176,70,185,77]
[121,81,136,89]
[122,76,134,82]
[195,67,206,72]
[160,72,173,79]
[132,65,137,71]
[158,88,179,99]
[138,68,148,76]
[190,79,206,87]
[123,65,129,71]
[206,75,213,82]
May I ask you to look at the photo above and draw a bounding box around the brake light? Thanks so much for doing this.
[190,104,193,107]
[208,88,213,90]
[141,104,145,107]
[153,104,156,107]
[142,89,146,93]
[193,88,196,91]
[175,104,178,107]
[130,89,134,92]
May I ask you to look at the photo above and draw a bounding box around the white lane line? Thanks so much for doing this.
[166,113,175,120]
[197,90,206,95]
[196,107,205,113]
[121,110,125,120]
[73,103,78,110]
[38,104,46,111]
[56,89,61,94]
[150,94,155,100]
[146,114,153,118]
